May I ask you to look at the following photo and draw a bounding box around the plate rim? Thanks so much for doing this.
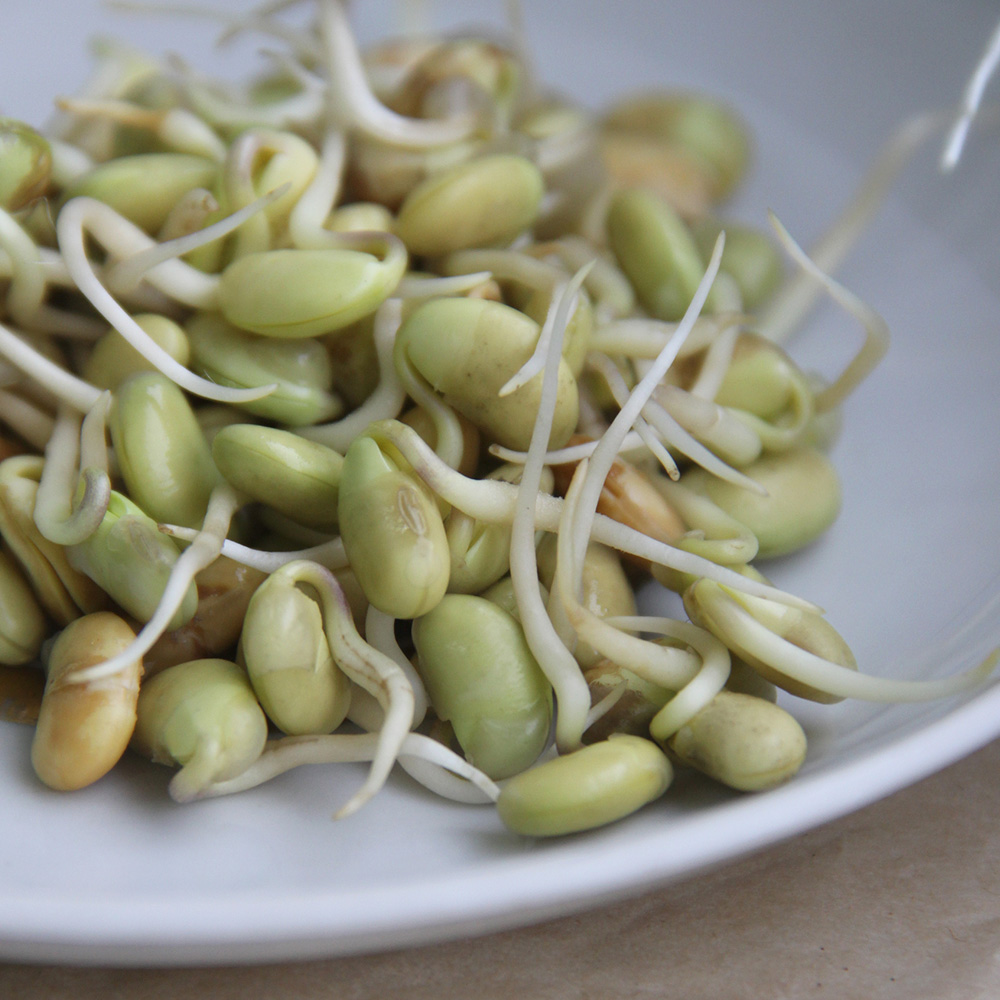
[3,679,999,966]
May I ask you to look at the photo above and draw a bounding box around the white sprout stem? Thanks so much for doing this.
[443,248,562,290]
[70,485,243,684]
[371,420,819,611]
[639,392,761,487]
[47,139,94,187]
[32,401,111,546]
[172,53,324,130]
[59,197,220,308]
[318,0,475,147]
[346,677,495,803]
[590,315,736,361]
[588,352,761,491]
[539,236,635,320]
[188,731,500,804]
[687,321,741,400]
[0,211,104,339]
[105,183,291,294]
[254,508,334,547]
[500,270,588,396]
[136,104,231,160]
[258,43,329,95]
[33,406,81,536]
[0,390,55,450]
[941,16,1000,170]
[299,298,407,452]
[365,605,430,727]
[653,384,763,469]
[768,211,889,413]
[759,110,947,344]
[630,411,681,481]
[393,348,466,470]
[611,615,732,739]
[555,459,702,691]
[583,682,626,732]
[444,507,476,565]
[560,235,725,647]
[55,96,227,161]
[216,2,321,59]
[56,199,277,404]
[701,584,998,703]
[653,477,759,567]
[509,266,597,752]
[283,559,415,819]
[534,118,597,178]
[159,526,350,573]
[0,323,103,413]
[0,248,76,291]
[167,737,229,804]
[79,391,111,475]
[0,209,46,324]
[596,515,770,596]
[394,752,498,805]
[489,430,649,467]
[222,130,300,257]
[288,128,347,249]
[396,271,494,300]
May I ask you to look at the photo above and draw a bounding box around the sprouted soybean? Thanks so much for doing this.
[0,0,996,838]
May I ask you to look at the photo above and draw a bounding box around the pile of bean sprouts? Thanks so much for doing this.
[0,0,997,836]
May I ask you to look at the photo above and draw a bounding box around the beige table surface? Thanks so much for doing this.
[2,737,999,999]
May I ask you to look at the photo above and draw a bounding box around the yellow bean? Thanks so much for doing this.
[31,612,141,791]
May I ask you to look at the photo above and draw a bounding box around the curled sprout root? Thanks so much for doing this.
[261,560,415,819]
[32,398,112,546]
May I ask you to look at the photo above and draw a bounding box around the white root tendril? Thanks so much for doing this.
[767,211,889,412]
[159,525,350,573]
[557,459,703,691]
[277,560,415,820]
[941,16,1000,171]
[318,0,476,147]
[563,234,726,589]
[370,420,819,612]
[698,584,999,703]
[32,397,111,546]
[365,605,430,728]
[56,198,278,404]
[299,298,407,452]
[105,183,290,293]
[188,731,500,805]
[608,616,731,739]
[759,110,947,344]
[549,238,726,694]
[69,485,244,684]
[489,430,649,467]
[510,265,595,752]
[500,267,590,397]
[0,323,103,413]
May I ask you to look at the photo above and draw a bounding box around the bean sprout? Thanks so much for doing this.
[0,0,993,839]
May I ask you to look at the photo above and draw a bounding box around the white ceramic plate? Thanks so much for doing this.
[1,0,999,966]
